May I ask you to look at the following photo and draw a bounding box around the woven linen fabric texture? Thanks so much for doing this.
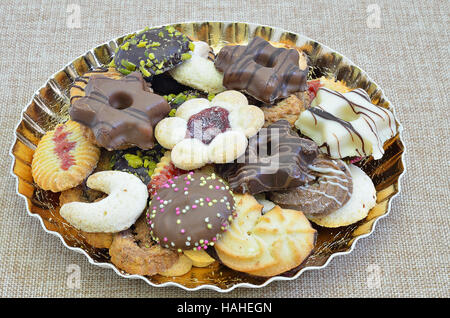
[0,0,448,297]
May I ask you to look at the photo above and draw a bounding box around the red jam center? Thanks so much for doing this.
[147,162,186,196]
[53,125,76,171]
[307,79,323,100]
[187,107,231,144]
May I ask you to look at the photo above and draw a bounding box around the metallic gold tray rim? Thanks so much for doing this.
[9,21,406,292]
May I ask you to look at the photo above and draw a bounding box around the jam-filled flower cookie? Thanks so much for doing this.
[31,120,100,192]
[155,90,264,170]
[214,193,316,277]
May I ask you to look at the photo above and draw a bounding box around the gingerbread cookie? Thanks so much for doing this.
[70,71,170,150]
[31,120,100,192]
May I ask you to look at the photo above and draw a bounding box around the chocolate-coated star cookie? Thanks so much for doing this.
[217,120,319,195]
[70,72,170,150]
[214,36,308,104]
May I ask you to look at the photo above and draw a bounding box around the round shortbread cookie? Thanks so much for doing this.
[306,164,377,228]
[215,194,316,277]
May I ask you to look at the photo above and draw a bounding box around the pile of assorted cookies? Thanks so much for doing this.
[31,26,397,278]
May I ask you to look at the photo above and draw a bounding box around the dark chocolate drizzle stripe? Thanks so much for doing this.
[74,77,89,84]
[317,87,394,152]
[70,95,83,103]
[321,87,394,136]
[222,120,318,194]
[215,37,307,104]
[308,107,367,156]
[70,84,85,91]
[321,87,384,120]
[349,89,395,135]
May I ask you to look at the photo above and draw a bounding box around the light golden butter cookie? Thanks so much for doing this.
[183,250,215,268]
[159,254,193,277]
[31,120,100,192]
[214,194,316,277]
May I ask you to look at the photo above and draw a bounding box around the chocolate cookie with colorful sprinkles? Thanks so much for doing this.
[146,171,236,252]
[114,26,193,80]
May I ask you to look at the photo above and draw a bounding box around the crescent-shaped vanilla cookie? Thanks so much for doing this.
[59,171,148,233]
[214,194,316,277]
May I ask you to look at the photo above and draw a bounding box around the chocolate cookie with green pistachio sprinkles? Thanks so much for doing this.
[114,26,193,80]
[164,90,213,110]
[110,145,165,185]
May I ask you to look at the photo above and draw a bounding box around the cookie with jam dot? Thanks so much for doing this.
[114,26,193,80]
[146,171,236,252]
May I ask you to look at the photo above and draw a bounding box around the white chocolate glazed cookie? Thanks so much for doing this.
[295,87,397,160]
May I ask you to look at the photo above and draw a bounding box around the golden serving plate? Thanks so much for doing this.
[9,21,405,292]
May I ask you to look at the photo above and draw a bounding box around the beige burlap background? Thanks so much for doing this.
[0,0,448,298]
